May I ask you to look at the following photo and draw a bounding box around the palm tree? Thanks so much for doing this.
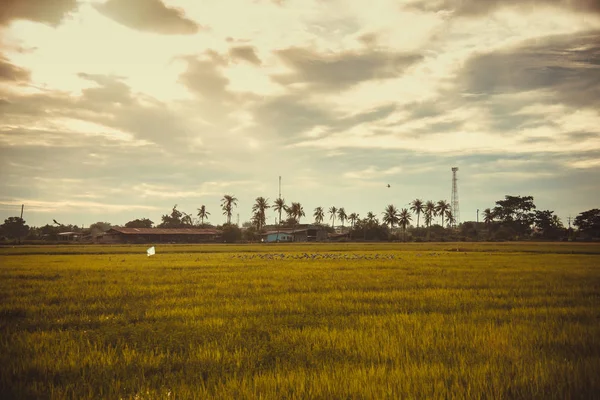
[289,202,305,240]
[252,197,270,230]
[313,207,325,224]
[364,211,377,240]
[445,210,455,228]
[273,198,286,225]
[398,208,412,242]
[436,200,451,228]
[382,204,399,229]
[337,207,347,231]
[425,201,436,228]
[329,206,338,229]
[181,212,194,226]
[483,208,494,225]
[410,199,424,228]
[221,194,238,225]
[290,202,305,223]
[348,213,359,229]
[366,211,376,224]
[197,205,210,225]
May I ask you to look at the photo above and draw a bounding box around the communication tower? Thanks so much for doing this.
[451,167,460,227]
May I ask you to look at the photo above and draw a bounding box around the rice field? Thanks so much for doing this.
[1,243,599,399]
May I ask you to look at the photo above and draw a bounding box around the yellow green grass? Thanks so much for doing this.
[1,243,599,399]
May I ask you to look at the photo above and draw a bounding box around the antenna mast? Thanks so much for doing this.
[451,167,460,227]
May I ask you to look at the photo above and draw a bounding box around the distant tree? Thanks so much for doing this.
[329,206,338,229]
[273,198,286,225]
[313,206,325,224]
[382,204,399,230]
[243,225,259,242]
[410,199,424,228]
[483,208,494,225]
[197,205,210,225]
[425,201,436,228]
[159,205,184,228]
[337,207,347,230]
[348,213,359,229]
[533,210,564,239]
[181,212,194,226]
[221,223,242,243]
[445,210,455,228]
[125,218,154,228]
[366,211,377,224]
[574,209,600,238]
[436,200,451,228]
[290,202,305,224]
[492,195,536,236]
[252,197,270,230]
[398,208,412,242]
[221,195,238,225]
[1,217,29,243]
[353,217,389,241]
[89,221,112,237]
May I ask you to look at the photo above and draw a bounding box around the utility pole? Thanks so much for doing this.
[477,209,479,223]
[20,204,24,219]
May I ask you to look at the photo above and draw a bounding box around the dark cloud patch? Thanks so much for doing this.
[406,0,600,16]
[272,47,422,91]
[78,73,133,105]
[229,46,261,65]
[0,0,78,26]
[461,31,600,107]
[357,32,378,47]
[0,55,30,82]
[569,131,599,140]
[0,74,197,152]
[94,0,202,35]
[178,55,231,102]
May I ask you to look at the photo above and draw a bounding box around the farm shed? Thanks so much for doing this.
[103,227,222,244]
[261,225,328,242]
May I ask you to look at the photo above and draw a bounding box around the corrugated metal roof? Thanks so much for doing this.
[108,227,222,235]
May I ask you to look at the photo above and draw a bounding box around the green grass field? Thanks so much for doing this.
[1,243,599,399]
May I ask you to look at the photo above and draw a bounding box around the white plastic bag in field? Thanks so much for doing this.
[147,246,156,257]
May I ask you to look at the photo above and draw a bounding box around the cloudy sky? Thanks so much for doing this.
[1,0,599,228]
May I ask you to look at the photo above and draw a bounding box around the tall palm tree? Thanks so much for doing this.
[398,208,412,242]
[436,200,451,228]
[445,210,455,228]
[290,202,305,223]
[329,206,338,229]
[197,205,210,225]
[252,197,270,230]
[337,207,347,231]
[221,194,238,225]
[289,202,305,240]
[273,198,286,225]
[348,212,359,240]
[410,199,424,228]
[366,211,376,224]
[425,201,436,228]
[313,206,325,224]
[382,204,399,229]
[483,208,494,225]
[348,213,359,229]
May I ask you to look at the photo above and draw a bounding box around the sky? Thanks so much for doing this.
[0,0,599,228]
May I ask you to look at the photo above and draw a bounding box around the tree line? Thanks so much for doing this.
[1,195,599,243]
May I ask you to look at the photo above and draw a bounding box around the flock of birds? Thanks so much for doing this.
[227,252,441,261]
